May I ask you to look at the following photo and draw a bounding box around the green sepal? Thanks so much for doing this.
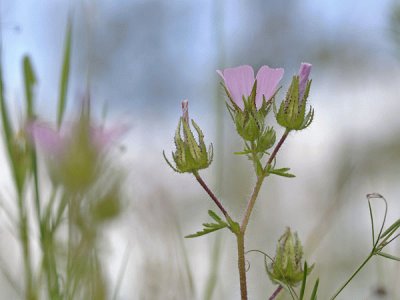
[256,126,276,153]
[185,210,228,238]
[233,149,253,155]
[221,82,241,111]
[266,228,313,287]
[235,111,260,142]
[182,118,201,161]
[275,76,314,131]
[163,150,179,173]
[165,117,213,173]
[246,80,257,111]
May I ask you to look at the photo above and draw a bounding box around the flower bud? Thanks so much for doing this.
[256,127,276,153]
[164,100,213,173]
[267,227,313,287]
[235,111,260,142]
[275,63,314,131]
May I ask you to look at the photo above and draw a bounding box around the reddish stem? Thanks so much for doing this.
[269,285,283,300]
[193,172,229,219]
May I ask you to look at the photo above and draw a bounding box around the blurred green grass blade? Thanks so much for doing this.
[299,262,308,300]
[57,18,72,128]
[381,219,400,239]
[175,222,195,297]
[22,55,37,119]
[23,55,42,220]
[310,278,319,300]
[204,234,223,300]
[0,56,23,192]
[0,60,13,151]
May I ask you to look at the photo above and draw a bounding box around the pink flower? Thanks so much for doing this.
[27,121,127,158]
[298,63,312,100]
[217,65,284,110]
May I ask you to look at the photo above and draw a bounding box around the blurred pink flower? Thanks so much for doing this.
[27,121,127,158]
[298,62,312,99]
[217,65,284,110]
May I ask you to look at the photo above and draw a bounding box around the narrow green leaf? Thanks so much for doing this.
[185,211,229,238]
[185,223,227,238]
[233,150,253,155]
[377,252,400,262]
[0,55,24,192]
[269,167,296,178]
[57,18,72,128]
[208,210,224,224]
[299,262,308,300]
[381,219,400,239]
[310,278,319,300]
[22,55,37,119]
[0,60,13,149]
[367,199,375,247]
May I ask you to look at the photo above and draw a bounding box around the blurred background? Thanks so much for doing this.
[1,0,400,299]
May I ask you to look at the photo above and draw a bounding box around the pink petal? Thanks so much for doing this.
[181,99,189,123]
[90,124,128,149]
[26,122,65,156]
[255,66,284,109]
[298,62,312,99]
[218,65,254,110]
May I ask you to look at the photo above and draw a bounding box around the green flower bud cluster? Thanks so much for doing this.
[267,227,313,287]
[164,101,213,173]
[275,75,314,131]
[229,83,277,155]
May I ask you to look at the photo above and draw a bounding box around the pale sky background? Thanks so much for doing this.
[1,1,400,299]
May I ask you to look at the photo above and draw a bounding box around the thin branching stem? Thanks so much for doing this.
[193,171,231,220]
[236,129,291,300]
[330,252,374,300]
[241,129,290,234]
[269,285,283,300]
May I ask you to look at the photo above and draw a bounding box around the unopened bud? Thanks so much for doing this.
[164,100,213,173]
[267,227,313,287]
[275,63,314,131]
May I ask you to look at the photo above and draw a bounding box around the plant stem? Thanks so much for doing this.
[193,171,231,219]
[194,129,291,300]
[240,175,265,234]
[267,129,290,166]
[237,129,291,299]
[269,285,283,300]
[330,252,374,300]
[17,192,36,300]
[236,232,248,300]
[241,129,290,234]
